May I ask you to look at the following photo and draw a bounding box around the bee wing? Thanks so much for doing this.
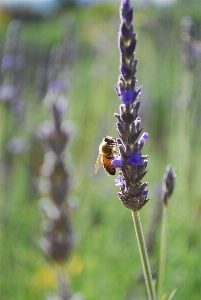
[94,153,102,173]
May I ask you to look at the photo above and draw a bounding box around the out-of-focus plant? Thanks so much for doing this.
[180,16,201,71]
[0,19,27,238]
[0,19,26,165]
[28,16,77,193]
[37,30,83,297]
[0,19,25,115]
[38,87,75,299]
[157,166,176,300]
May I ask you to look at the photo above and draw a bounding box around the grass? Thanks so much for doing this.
[0,1,201,300]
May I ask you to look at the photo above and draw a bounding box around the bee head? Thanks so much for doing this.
[104,136,116,146]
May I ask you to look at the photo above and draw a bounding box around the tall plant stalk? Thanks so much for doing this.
[132,211,157,300]
[157,166,176,300]
[157,206,168,299]
[110,1,156,298]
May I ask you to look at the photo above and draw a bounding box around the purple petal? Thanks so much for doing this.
[121,23,132,39]
[112,155,123,168]
[121,0,130,12]
[0,85,16,101]
[121,63,132,80]
[114,85,120,96]
[47,80,63,93]
[120,89,133,104]
[1,55,15,70]
[142,190,148,196]
[115,175,125,189]
[134,86,141,99]
[139,132,149,145]
[126,152,143,167]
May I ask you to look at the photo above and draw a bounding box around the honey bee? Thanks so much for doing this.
[95,136,117,175]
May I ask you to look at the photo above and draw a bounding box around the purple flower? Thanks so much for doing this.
[112,154,123,168]
[139,132,149,145]
[126,152,143,167]
[0,85,16,101]
[189,44,201,58]
[1,55,15,70]
[115,175,125,189]
[121,64,132,80]
[115,87,133,104]
[142,190,148,196]
[115,86,141,105]
[122,0,130,11]
[47,81,63,93]
[120,89,134,104]
[134,86,142,98]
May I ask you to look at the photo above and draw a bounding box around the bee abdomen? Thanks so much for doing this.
[104,162,116,175]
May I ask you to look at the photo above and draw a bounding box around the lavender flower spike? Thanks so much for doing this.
[113,4,157,300]
[114,0,149,211]
[161,165,176,207]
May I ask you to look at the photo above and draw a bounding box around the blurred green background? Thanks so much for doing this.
[0,1,201,299]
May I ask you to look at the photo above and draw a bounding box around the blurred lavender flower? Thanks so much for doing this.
[34,16,77,101]
[0,19,25,115]
[39,92,74,299]
[180,16,201,70]
[1,55,15,70]
[161,165,176,207]
[157,166,176,299]
[0,85,16,102]
[39,95,73,261]
[113,0,149,211]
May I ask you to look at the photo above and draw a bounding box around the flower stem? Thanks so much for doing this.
[132,210,157,300]
[157,206,169,300]
[56,265,72,300]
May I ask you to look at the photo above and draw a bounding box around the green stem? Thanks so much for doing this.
[167,288,177,300]
[56,265,71,300]
[157,206,168,300]
[132,210,157,300]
